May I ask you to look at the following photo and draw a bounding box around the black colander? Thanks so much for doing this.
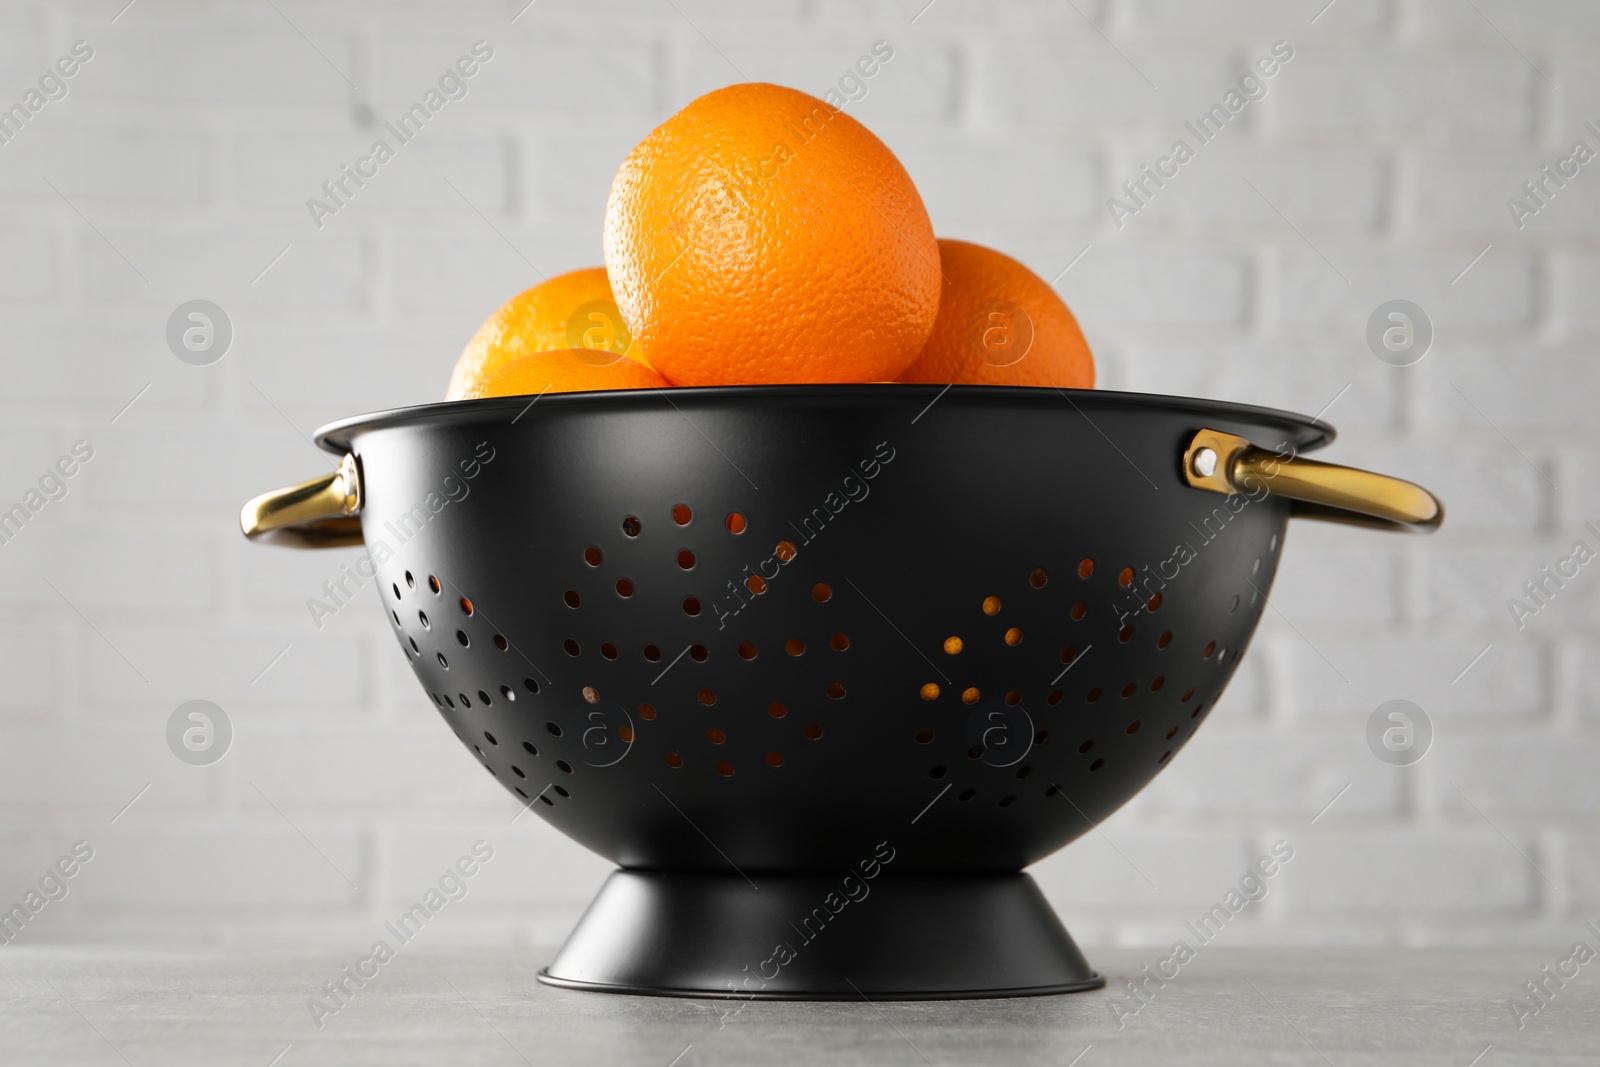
[241,385,1441,999]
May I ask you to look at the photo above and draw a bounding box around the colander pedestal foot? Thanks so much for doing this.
[538,869,1104,1000]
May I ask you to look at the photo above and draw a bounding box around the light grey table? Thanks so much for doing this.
[0,946,1592,1065]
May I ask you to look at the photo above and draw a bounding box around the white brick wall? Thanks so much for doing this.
[0,0,1592,952]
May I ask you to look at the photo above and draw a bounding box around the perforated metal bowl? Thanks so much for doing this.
[242,385,1441,999]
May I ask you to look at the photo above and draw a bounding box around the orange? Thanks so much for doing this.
[603,83,940,386]
[459,349,669,400]
[898,239,1095,389]
[445,267,646,401]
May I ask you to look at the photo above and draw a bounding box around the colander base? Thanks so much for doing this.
[538,870,1103,1000]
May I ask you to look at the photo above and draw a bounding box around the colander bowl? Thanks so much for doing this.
[241,385,1441,999]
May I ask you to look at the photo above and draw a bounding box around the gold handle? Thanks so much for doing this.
[240,453,364,548]
[1182,428,1443,532]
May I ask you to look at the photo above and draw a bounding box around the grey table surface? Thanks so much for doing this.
[0,946,1593,1066]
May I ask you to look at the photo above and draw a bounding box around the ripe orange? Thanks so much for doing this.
[898,239,1095,389]
[445,267,646,401]
[458,349,669,400]
[603,83,940,386]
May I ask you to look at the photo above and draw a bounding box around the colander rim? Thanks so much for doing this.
[313,385,1336,455]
